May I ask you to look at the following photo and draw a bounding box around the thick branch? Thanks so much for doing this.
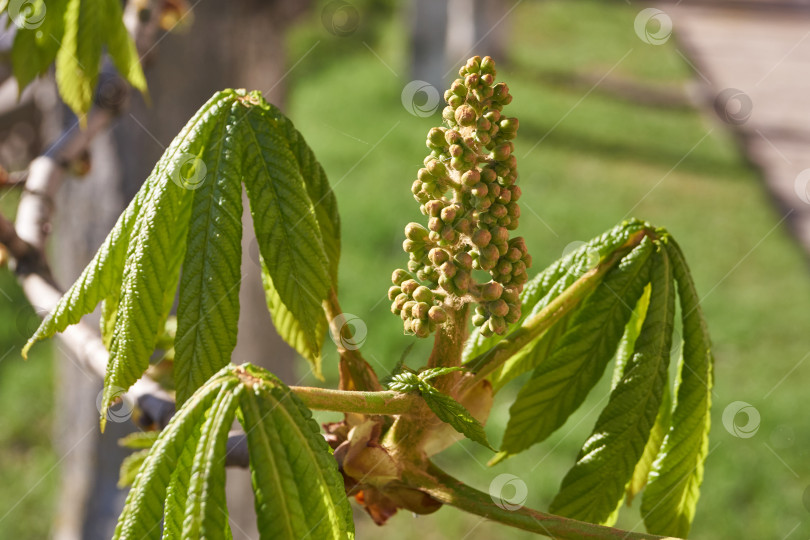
[402,463,673,540]
[292,386,420,415]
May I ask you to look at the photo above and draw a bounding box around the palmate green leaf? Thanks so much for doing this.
[387,370,493,450]
[496,237,654,460]
[162,411,206,540]
[549,246,674,525]
[267,104,341,284]
[607,284,674,505]
[103,0,147,97]
[181,384,240,539]
[112,373,229,540]
[118,448,150,488]
[237,364,354,540]
[8,0,147,117]
[115,364,353,539]
[103,93,234,429]
[23,185,148,358]
[240,99,332,376]
[642,240,714,538]
[173,100,244,405]
[25,89,342,423]
[463,218,651,389]
[118,430,160,450]
[9,0,68,90]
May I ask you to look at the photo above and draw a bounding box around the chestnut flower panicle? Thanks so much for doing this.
[389,56,531,338]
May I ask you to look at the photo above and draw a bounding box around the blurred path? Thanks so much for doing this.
[665,3,810,252]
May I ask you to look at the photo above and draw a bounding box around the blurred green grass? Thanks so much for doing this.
[1,1,808,538]
[289,1,810,538]
[0,196,56,540]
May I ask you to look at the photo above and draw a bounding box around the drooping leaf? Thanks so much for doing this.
[9,0,68,90]
[549,246,674,525]
[103,0,148,97]
[642,240,714,538]
[162,416,205,540]
[23,185,149,358]
[611,284,651,389]
[25,89,342,424]
[497,238,654,459]
[608,284,673,505]
[8,0,147,117]
[240,99,331,375]
[115,363,353,539]
[627,375,671,505]
[112,374,226,540]
[268,104,341,285]
[489,311,572,393]
[388,370,493,450]
[103,93,234,429]
[421,384,494,451]
[181,384,240,539]
[464,219,651,388]
[237,364,354,540]
[173,100,243,405]
[118,448,150,488]
[118,430,160,450]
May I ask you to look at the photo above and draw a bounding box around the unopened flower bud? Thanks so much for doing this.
[429,248,450,265]
[455,105,476,127]
[392,269,410,285]
[401,279,418,295]
[388,286,402,301]
[413,286,433,303]
[405,222,429,241]
[506,247,522,263]
[502,287,520,304]
[439,261,456,278]
[453,270,471,292]
[480,281,503,301]
[489,315,507,334]
[428,305,447,323]
[481,245,499,261]
[454,252,473,270]
[425,200,444,217]
[480,56,496,75]
[413,319,430,338]
[471,183,488,199]
[413,301,430,320]
[472,228,491,247]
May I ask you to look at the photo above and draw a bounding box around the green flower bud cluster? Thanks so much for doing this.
[391,56,531,338]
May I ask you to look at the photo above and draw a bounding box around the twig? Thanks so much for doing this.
[400,462,674,540]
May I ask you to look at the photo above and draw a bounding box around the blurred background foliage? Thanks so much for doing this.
[0,0,808,538]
